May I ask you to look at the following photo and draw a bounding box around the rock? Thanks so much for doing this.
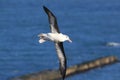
[11,56,118,80]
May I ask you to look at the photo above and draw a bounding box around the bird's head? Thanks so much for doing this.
[64,35,72,43]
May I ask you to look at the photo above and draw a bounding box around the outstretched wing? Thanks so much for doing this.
[43,6,60,33]
[55,42,67,79]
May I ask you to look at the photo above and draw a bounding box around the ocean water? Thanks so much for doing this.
[0,0,120,80]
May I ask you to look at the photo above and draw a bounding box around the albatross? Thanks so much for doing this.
[38,6,72,79]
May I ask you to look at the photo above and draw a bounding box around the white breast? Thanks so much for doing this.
[47,33,66,42]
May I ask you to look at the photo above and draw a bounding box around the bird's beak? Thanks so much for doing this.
[68,39,72,43]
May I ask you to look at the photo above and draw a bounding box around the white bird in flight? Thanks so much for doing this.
[38,6,72,80]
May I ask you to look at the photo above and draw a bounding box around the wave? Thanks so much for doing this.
[106,42,120,47]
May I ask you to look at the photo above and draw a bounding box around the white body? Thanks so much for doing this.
[38,33,72,43]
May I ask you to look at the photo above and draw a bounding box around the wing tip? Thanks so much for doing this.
[43,5,47,10]
[60,69,66,80]
[59,65,66,80]
[43,5,50,13]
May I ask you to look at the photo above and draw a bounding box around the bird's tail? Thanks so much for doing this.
[39,39,46,43]
[38,33,47,43]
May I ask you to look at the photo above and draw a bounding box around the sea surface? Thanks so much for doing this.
[0,0,120,80]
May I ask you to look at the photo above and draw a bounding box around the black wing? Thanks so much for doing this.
[55,42,67,79]
[43,6,60,33]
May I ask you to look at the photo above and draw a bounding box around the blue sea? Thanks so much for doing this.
[0,0,120,80]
